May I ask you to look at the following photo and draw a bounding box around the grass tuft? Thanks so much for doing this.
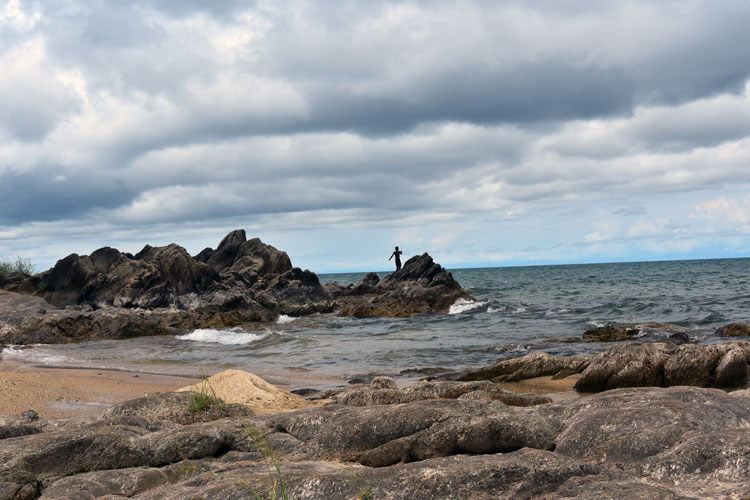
[188,374,226,412]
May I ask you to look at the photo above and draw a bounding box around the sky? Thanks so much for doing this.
[1,0,749,273]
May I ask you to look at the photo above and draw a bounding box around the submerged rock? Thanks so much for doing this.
[582,324,641,342]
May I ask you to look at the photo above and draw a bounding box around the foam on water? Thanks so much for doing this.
[1,345,71,364]
[448,298,486,314]
[176,328,267,345]
[276,314,296,324]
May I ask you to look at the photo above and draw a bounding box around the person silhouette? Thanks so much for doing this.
[389,246,404,270]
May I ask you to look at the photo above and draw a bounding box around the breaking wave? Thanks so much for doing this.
[176,328,267,345]
[448,298,487,314]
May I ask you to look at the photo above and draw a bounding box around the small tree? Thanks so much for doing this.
[0,256,35,275]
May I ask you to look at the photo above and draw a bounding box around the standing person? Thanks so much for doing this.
[389,246,403,270]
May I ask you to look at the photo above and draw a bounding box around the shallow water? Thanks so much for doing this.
[3,258,749,387]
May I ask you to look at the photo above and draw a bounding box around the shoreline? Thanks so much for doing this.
[0,360,584,419]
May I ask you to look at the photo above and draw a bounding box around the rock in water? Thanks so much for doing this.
[715,322,750,337]
[336,253,474,317]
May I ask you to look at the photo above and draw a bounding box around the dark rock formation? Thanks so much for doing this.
[333,253,473,317]
[2,385,749,499]
[715,322,750,337]
[575,341,750,392]
[1,231,472,344]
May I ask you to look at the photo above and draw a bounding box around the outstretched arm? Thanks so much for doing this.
[388,253,393,260]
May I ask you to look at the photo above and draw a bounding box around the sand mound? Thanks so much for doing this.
[177,370,318,415]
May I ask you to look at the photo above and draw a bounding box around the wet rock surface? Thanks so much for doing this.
[716,322,750,337]
[2,386,749,499]
[1,231,473,344]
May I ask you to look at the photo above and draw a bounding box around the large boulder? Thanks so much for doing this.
[457,352,591,382]
[575,341,750,392]
[715,322,750,337]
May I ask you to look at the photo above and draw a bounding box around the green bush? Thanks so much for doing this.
[0,257,35,275]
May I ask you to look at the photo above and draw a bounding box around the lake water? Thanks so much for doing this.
[3,258,749,388]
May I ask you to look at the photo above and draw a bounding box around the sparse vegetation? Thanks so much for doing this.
[188,375,226,412]
[245,425,293,500]
[0,256,35,275]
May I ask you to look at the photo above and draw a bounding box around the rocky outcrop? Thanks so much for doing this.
[331,379,551,407]
[1,232,473,344]
[2,385,749,499]
[455,352,591,382]
[575,341,750,392]
[332,254,473,317]
[715,322,750,337]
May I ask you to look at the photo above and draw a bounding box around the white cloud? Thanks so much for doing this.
[627,218,669,237]
[692,196,750,232]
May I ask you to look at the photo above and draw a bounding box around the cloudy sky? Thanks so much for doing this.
[1,0,749,273]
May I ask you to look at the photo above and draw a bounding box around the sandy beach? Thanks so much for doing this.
[0,361,200,419]
[0,358,583,419]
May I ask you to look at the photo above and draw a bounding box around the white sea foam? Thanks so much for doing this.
[176,328,266,345]
[512,307,527,314]
[0,345,71,364]
[448,298,486,314]
[276,314,296,324]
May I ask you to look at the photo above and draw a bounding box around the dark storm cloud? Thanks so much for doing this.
[1,0,750,245]
[304,62,634,135]
[0,169,134,224]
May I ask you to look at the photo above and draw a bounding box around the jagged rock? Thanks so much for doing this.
[0,289,273,344]
[350,272,380,295]
[715,322,750,337]
[337,253,473,317]
[576,341,750,392]
[582,324,640,342]
[0,231,339,344]
[457,352,591,383]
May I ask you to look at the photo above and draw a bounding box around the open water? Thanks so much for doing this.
[3,258,749,387]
